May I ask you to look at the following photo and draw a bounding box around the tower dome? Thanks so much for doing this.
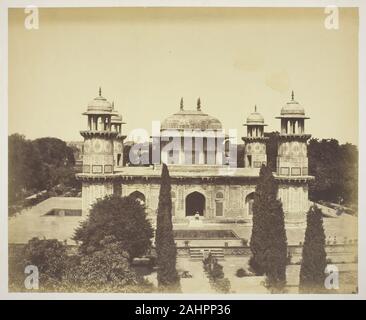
[161,111,222,130]
[245,105,266,126]
[111,102,123,124]
[111,113,123,124]
[242,105,267,168]
[161,98,222,130]
[84,87,113,114]
[279,91,307,118]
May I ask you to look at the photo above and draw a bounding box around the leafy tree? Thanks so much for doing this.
[21,236,153,292]
[73,195,154,260]
[249,165,287,290]
[8,134,79,206]
[33,137,76,190]
[23,237,69,287]
[155,163,180,291]
[299,205,327,293]
[33,137,75,167]
[308,138,358,205]
[8,134,44,203]
[338,143,358,205]
[308,139,341,203]
[63,236,152,292]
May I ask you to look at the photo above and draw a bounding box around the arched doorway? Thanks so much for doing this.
[129,191,146,206]
[245,192,255,216]
[185,192,205,216]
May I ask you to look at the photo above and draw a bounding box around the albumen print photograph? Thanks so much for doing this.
[7,5,359,294]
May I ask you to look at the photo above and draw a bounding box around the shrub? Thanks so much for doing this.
[23,237,69,288]
[203,253,231,293]
[62,236,152,292]
[73,195,154,260]
[236,268,251,278]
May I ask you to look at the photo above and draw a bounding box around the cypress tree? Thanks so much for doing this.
[155,163,180,291]
[249,165,287,290]
[299,205,327,293]
[265,196,287,290]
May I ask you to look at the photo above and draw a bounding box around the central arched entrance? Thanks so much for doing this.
[185,192,205,216]
[129,191,146,206]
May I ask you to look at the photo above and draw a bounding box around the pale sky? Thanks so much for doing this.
[9,7,358,145]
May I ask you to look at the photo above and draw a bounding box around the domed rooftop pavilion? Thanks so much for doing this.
[276,91,310,136]
[83,87,113,115]
[161,98,222,131]
[110,102,124,124]
[111,113,123,124]
[81,88,117,133]
[277,90,309,119]
[244,105,267,126]
[243,105,267,140]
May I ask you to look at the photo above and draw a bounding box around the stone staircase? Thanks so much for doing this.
[189,248,225,261]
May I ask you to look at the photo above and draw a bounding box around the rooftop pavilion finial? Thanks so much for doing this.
[99,86,102,97]
[291,90,295,101]
[255,105,257,112]
[197,97,201,111]
[180,97,184,111]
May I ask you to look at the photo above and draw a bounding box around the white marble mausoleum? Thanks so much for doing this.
[77,89,313,226]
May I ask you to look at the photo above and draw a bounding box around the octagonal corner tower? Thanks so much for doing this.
[111,102,126,168]
[242,105,268,168]
[77,88,119,215]
[276,91,314,226]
